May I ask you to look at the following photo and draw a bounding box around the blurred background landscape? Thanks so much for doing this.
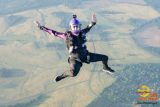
[0,0,160,107]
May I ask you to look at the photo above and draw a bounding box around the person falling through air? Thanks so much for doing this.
[36,14,115,82]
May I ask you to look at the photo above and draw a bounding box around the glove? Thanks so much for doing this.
[34,21,44,30]
[91,13,97,24]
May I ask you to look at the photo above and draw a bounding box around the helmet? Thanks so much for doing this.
[69,14,81,35]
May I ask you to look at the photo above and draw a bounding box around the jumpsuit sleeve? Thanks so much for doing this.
[81,22,96,34]
[39,26,67,40]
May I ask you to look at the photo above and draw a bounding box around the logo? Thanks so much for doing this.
[136,85,159,105]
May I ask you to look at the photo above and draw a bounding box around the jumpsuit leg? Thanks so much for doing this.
[55,59,82,82]
[88,52,114,71]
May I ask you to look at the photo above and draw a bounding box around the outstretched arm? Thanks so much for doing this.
[82,13,97,33]
[35,21,66,40]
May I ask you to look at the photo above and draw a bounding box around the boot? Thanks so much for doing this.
[54,74,67,82]
[102,66,115,74]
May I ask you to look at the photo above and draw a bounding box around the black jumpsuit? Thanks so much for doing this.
[39,22,113,82]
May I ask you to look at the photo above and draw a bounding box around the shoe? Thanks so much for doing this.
[54,75,66,82]
[55,76,61,82]
[102,67,115,75]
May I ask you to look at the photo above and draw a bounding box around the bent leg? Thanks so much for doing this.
[89,52,109,69]
[67,59,82,77]
[89,52,115,73]
[55,59,82,82]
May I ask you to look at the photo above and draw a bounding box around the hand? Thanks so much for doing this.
[34,21,43,29]
[92,13,97,23]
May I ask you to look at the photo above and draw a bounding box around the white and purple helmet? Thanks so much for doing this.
[69,14,81,35]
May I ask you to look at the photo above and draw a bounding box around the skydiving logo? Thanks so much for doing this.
[136,85,159,105]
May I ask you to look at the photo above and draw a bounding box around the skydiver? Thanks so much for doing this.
[36,14,115,82]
